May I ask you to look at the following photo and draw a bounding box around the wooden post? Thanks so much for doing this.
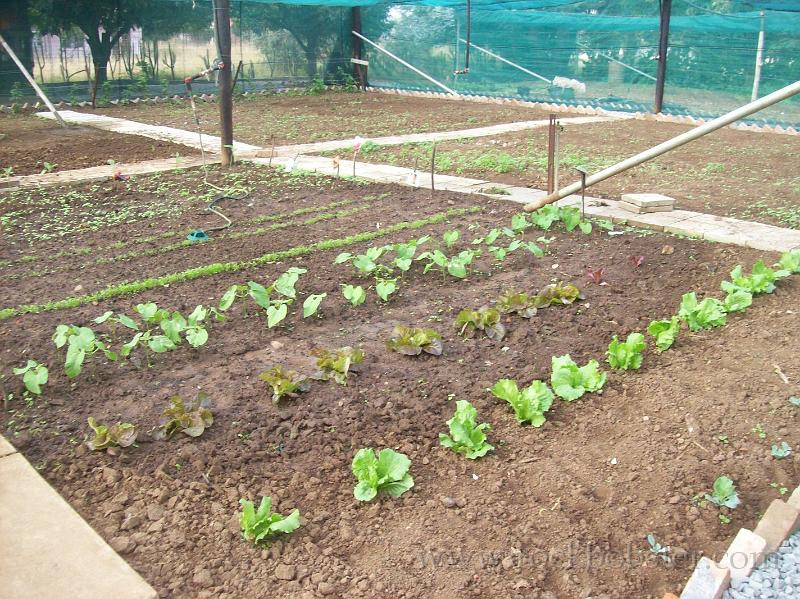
[214,0,234,167]
[654,0,672,114]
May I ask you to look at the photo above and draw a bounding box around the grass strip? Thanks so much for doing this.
[0,206,481,320]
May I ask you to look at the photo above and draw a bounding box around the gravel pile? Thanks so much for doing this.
[723,530,800,599]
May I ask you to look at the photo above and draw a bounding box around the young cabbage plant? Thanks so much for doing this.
[490,379,554,427]
[721,261,789,296]
[606,332,646,370]
[351,447,414,502]
[550,354,607,401]
[704,475,740,509]
[311,346,364,385]
[677,292,727,331]
[258,365,310,404]
[53,325,117,378]
[386,325,443,356]
[439,400,494,459]
[496,291,537,318]
[86,417,137,451]
[342,284,366,307]
[239,496,301,546]
[454,307,506,341]
[152,392,213,440]
[13,360,48,395]
[647,317,680,353]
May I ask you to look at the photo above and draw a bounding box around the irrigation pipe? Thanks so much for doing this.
[524,79,800,212]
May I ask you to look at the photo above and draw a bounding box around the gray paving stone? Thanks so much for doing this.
[0,435,15,458]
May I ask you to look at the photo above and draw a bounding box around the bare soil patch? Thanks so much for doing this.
[1,167,798,599]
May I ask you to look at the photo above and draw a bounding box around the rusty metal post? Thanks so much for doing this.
[546,114,556,194]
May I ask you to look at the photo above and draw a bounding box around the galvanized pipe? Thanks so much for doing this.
[524,79,800,212]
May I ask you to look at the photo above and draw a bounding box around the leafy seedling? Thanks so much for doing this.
[721,261,789,296]
[752,423,766,439]
[152,392,213,440]
[375,278,397,302]
[258,365,310,404]
[790,396,800,408]
[778,249,800,274]
[13,360,48,395]
[342,284,366,306]
[239,497,300,546]
[53,325,117,378]
[386,325,443,356]
[86,417,137,451]
[351,447,414,501]
[454,307,506,341]
[439,400,494,459]
[312,346,364,385]
[704,475,740,509]
[302,293,327,317]
[443,229,460,248]
[646,534,671,563]
[551,354,607,401]
[586,268,606,285]
[490,379,554,427]
[647,317,680,352]
[722,289,753,313]
[771,441,792,459]
[677,292,726,331]
[606,332,646,370]
[533,282,584,308]
[496,291,537,318]
[530,204,560,230]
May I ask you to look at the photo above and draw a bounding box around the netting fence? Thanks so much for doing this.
[0,0,798,127]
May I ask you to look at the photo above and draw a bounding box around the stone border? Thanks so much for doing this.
[674,486,800,599]
[0,434,157,599]
[365,87,800,137]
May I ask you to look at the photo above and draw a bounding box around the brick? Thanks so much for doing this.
[0,435,16,458]
[680,557,730,599]
[664,593,680,599]
[621,192,676,208]
[718,528,768,584]
[619,201,674,214]
[788,486,800,511]
[754,499,800,552]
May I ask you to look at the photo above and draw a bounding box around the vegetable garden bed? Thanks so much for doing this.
[1,163,798,599]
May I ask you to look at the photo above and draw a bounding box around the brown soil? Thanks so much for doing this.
[0,114,198,176]
[347,118,800,229]
[1,167,798,599]
[76,90,553,146]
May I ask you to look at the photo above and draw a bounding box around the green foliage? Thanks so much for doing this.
[439,400,494,459]
[771,441,792,459]
[533,282,584,308]
[219,268,306,328]
[721,261,789,296]
[386,325,442,356]
[53,325,116,378]
[704,475,740,509]
[529,204,561,230]
[312,346,364,385]
[342,284,366,306]
[606,332,646,370]
[152,393,213,440]
[258,366,310,404]
[678,292,727,331]
[722,289,753,313]
[778,249,800,273]
[550,354,607,401]
[647,317,680,352]
[646,534,671,563]
[351,448,414,502]
[86,417,137,451]
[13,360,48,395]
[239,497,300,546]
[496,291,537,318]
[529,205,592,233]
[375,278,398,302]
[442,229,460,248]
[490,379,554,427]
[455,307,506,341]
[417,248,476,279]
[302,293,326,318]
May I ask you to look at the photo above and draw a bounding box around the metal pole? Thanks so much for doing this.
[524,79,800,212]
[460,38,550,84]
[0,32,66,127]
[213,0,234,167]
[546,115,556,194]
[654,0,672,113]
[352,31,459,96]
[751,11,765,101]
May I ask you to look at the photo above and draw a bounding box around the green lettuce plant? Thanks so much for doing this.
[13,360,48,395]
[606,332,646,370]
[550,354,606,401]
[258,365,310,403]
[647,317,680,352]
[496,291,537,318]
[312,346,364,385]
[721,261,788,296]
[86,417,137,451]
[351,448,414,501]
[439,400,494,459]
[704,475,740,509]
[239,497,300,546]
[152,393,213,440]
[678,292,727,331]
[490,379,554,426]
[454,307,506,341]
[386,325,442,356]
[778,249,800,273]
[722,289,753,313]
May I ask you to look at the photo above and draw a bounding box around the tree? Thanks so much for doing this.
[29,0,210,85]
[0,0,33,92]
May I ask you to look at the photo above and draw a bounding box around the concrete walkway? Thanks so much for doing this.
[258,115,622,157]
[0,435,156,599]
[259,154,800,253]
[37,110,260,154]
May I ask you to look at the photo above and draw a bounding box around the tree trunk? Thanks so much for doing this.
[86,37,112,85]
[304,44,318,80]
